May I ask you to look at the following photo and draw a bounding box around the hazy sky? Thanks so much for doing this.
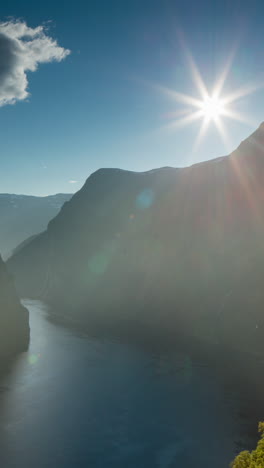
[1,0,264,195]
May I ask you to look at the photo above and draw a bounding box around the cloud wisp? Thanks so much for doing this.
[0,20,70,106]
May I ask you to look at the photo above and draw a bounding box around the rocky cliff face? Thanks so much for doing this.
[8,124,264,352]
[0,256,29,358]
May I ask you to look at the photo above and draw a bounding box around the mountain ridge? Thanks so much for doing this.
[8,123,264,353]
[0,192,72,259]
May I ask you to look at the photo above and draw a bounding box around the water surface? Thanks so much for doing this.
[0,300,259,467]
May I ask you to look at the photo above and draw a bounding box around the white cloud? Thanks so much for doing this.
[69,180,78,184]
[0,19,70,106]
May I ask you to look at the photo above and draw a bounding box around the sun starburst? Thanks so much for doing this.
[199,96,225,121]
[157,42,262,151]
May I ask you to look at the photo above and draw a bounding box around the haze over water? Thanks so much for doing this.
[0,300,260,468]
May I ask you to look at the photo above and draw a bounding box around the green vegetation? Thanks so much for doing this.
[231,422,264,467]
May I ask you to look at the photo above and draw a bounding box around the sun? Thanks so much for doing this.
[156,42,258,150]
[199,96,226,121]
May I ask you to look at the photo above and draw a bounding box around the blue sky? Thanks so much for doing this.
[1,0,264,195]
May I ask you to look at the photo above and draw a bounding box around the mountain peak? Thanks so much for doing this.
[230,121,264,161]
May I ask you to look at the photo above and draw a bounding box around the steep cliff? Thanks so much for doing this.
[8,123,264,352]
[0,255,29,358]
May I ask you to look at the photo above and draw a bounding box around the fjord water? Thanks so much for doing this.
[0,301,260,468]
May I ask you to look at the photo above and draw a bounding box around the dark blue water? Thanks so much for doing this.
[0,300,259,467]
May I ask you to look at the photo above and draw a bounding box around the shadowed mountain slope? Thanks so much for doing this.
[0,255,29,358]
[0,193,72,260]
[8,124,264,352]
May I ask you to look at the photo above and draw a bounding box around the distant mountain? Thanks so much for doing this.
[0,193,72,259]
[8,124,264,353]
[0,255,29,358]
